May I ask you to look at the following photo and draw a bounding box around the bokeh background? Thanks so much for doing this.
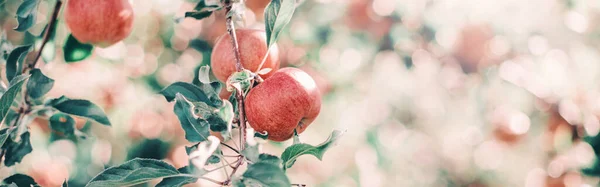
[2,0,600,186]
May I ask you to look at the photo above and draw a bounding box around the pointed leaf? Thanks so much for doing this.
[14,14,36,32]
[156,167,198,187]
[85,158,185,187]
[3,132,32,166]
[185,11,213,20]
[27,68,55,98]
[281,130,343,170]
[52,99,111,125]
[0,75,29,123]
[173,94,210,142]
[3,174,37,187]
[264,0,296,47]
[0,129,9,147]
[160,82,221,107]
[63,34,93,63]
[240,162,290,187]
[6,45,31,82]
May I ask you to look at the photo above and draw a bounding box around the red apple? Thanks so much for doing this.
[244,67,321,141]
[211,29,280,83]
[65,0,134,47]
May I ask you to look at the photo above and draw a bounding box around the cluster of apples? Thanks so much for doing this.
[211,29,322,141]
[63,0,321,142]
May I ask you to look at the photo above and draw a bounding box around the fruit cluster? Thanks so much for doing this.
[211,29,322,141]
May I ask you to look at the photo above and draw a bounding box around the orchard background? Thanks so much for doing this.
[1,0,600,186]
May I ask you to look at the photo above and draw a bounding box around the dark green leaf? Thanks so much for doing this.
[264,0,296,47]
[3,132,32,166]
[185,11,213,20]
[160,82,221,107]
[49,113,75,136]
[14,14,35,32]
[0,183,19,187]
[6,45,31,82]
[62,180,68,187]
[3,174,37,187]
[280,130,343,170]
[14,0,38,32]
[16,0,38,18]
[0,128,9,147]
[52,99,111,125]
[240,162,290,187]
[156,167,198,187]
[0,75,29,123]
[27,68,54,98]
[206,100,234,132]
[174,94,210,142]
[63,34,93,63]
[85,158,186,187]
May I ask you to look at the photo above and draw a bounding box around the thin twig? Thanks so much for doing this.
[23,0,62,74]
[224,0,244,73]
[223,156,244,185]
[221,142,241,154]
[206,159,239,173]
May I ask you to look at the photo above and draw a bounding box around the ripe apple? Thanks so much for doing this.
[211,29,280,83]
[244,67,321,141]
[65,0,134,47]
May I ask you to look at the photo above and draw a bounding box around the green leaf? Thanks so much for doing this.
[51,98,111,126]
[85,158,187,187]
[0,75,29,123]
[16,0,38,18]
[0,128,9,147]
[49,113,75,136]
[242,143,259,163]
[256,153,282,166]
[240,162,290,187]
[156,167,198,187]
[14,14,36,32]
[62,180,68,187]
[197,65,211,84]
[3,174,37,187]
[160,82,221,107]
[205,100,234,132]
[6,45,31,82]
[173,94,210,142]
[3,132,32,166]
[280,130,343,170]
[185,11,213,20]
[264,0,296,47]
[63,34,93,63]
[227,70,254,96]
[26,68,54,99]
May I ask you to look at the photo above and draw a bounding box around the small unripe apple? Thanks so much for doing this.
[65,0,134,47]
[245,67,321,141]
[211,29,280,83]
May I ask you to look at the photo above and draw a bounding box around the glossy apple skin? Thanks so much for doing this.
[65,0,134,47]
[211,29,280,83]
[245,68,321,141]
